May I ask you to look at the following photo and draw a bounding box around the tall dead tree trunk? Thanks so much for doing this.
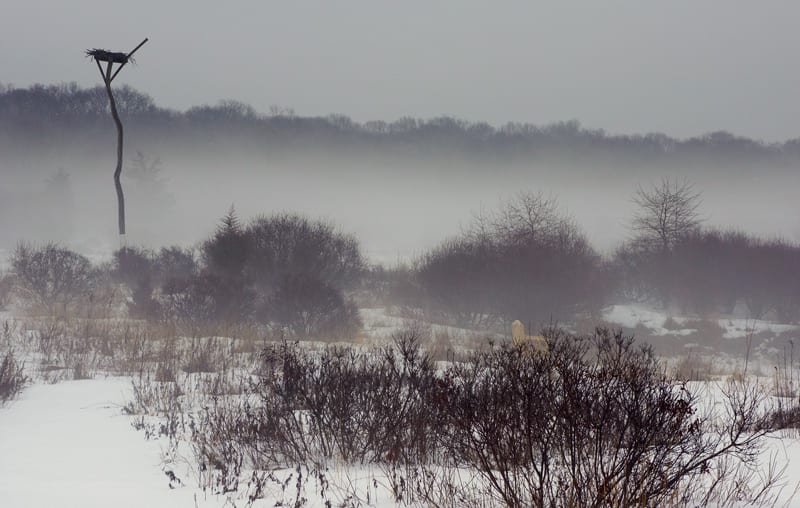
[101,61,126,236]
[87,38,148,241]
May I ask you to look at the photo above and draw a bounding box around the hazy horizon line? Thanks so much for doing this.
[4,80,796,145]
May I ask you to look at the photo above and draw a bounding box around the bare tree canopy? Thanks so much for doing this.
[630,178,702,252]
[420,192,603,327]
[465,191,578,249]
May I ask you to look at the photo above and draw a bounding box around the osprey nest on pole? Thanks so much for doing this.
[86,38,149,244]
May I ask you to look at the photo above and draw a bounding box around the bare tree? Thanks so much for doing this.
[490,191,566,247]
[631,177,702,253]
[11,243,95,316]
[420,192,603,327]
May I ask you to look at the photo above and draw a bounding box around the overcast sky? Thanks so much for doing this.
[3,1,800,141]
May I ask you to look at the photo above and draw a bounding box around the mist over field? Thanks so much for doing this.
[3,1,800,262]
[1,83,799,263]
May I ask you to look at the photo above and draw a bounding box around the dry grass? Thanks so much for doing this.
[0,273,12,310]
[0,350,27,403]
[3,297,796,507]
[671,351,714,381]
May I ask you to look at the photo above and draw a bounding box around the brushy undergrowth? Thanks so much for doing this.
[125,325,789,507]
[0,350,27,403]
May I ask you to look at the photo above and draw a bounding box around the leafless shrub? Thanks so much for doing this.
[673,350,714,381]
[111,247,160,319]
[617,225,800,320]
[71,357,92,380]
[194,210,365,334]
[20,317,166,379]
[0,350,27,403]
[189,328,440,495]
[11,243,97,317]
[126,376,184,418]
[772,340,797,399]
[154,360,177,384]
[418,192,604,327]
[761,341,800,437]
[359,263,418,310]
[33,318,67,364]
[0,322,12,354]
[159,272,226,331]
[631,177,702,253]
[112,246,199,320]
[426,329,778,507]
[426,330,454,362]
[243,213,365,294]
[182,337,228,374]
[0,272,13,310]
[126,325,783,507]
[79,282,124,321]
[764,402,800,437]
[265,274,362,340]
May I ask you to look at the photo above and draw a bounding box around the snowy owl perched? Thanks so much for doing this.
[511,320,549,355]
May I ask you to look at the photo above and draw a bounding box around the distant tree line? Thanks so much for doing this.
[4,183,799,332]
[378,181,800,327]
[3,82,800,169]
[3,209,364,339]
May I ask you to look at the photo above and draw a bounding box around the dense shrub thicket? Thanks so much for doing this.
[197,211,364,337]
[3,82,800,170]
[9,220,800,334]
[109,210,365,338]
[11,243,97,316]
[188,327,775,507]
[111,245,198,319]
[0,350,26,403]
[415,193,606,327]
[7,180,800,334]
[616,229,800,321]
[0,273,12,310]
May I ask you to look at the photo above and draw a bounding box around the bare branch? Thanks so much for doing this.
[631,177,703,252]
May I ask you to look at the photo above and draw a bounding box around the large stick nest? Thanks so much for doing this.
[85,48,132,64]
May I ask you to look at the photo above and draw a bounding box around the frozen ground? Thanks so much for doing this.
[2,305,800,506]
[603,303,800,339]
[603,304,694,335]
[0,378,219,508]
[718,318,799,339]
[2,376,800,507]
[0,377,404,507]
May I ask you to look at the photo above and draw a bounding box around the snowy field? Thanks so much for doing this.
[0,378,418,507]
[0,379,204,508]
[3,375,800,507]
[603,304,800,339]
[2,304,800,507]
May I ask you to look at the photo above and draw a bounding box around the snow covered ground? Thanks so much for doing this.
[3,375,800,507]
[0,378,215,508]
[360,307,493,341]
[0,378,404,507]
[2,304,800,506]
[603,303,800,339]
[719,318,799,340]
[604,304,695,336]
